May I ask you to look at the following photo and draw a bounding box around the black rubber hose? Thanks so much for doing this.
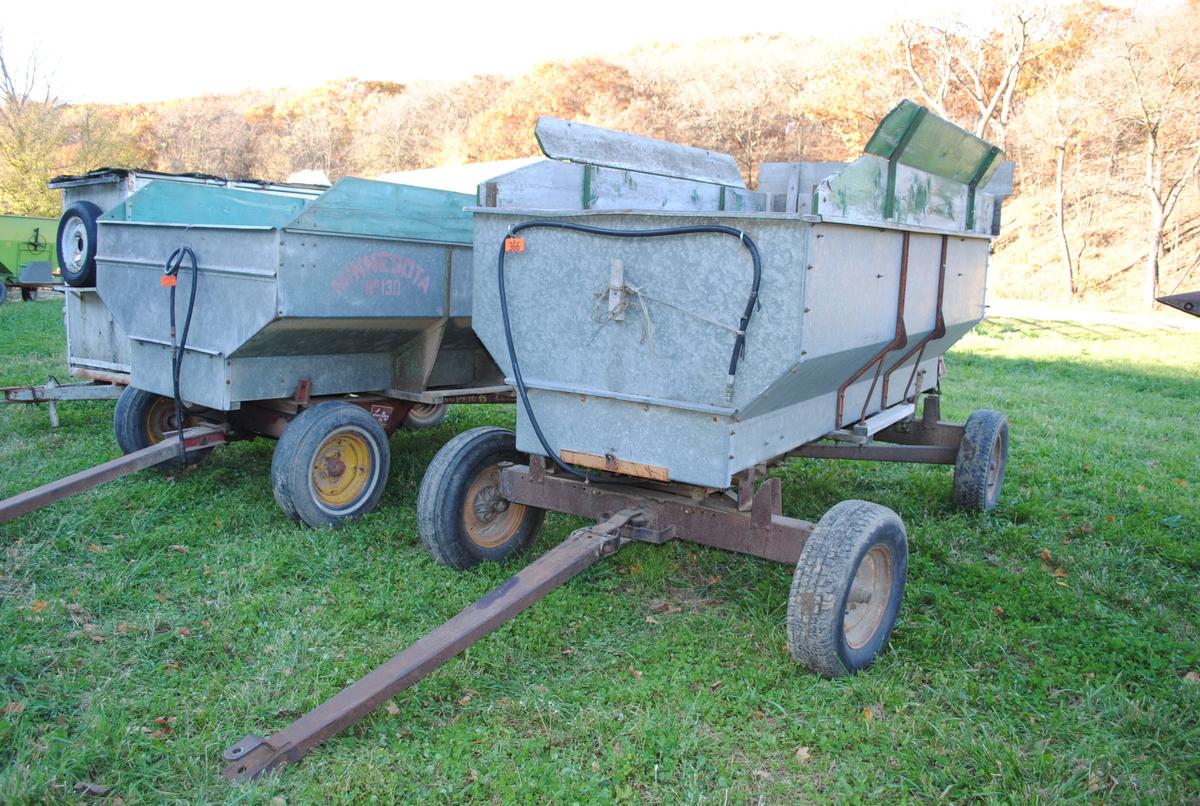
[164,246,199,459]
[497,220,762,484]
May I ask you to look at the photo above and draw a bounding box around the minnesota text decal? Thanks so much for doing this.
[333,252,432,297]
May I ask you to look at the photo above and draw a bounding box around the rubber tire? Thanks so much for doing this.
[417,426,545,570]
[0,283,7,304]
[402,402,449,431]
[56,201,103,287]
[271,401,391,528]
[114,385,206,469]
[952,409,1009,512]
[787,500,908,678]
[20,288,37,302]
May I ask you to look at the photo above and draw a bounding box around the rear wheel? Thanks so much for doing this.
[271,401,391,528]
[787,500,908,678]
[952,409,1008,512]
[402,402,448,431]
[57,201,103,287]
[417,427,544,570]
[114,386,210,468]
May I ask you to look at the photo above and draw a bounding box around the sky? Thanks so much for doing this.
[0,0,1162,105]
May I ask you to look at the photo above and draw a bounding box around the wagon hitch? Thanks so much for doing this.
[222,507,647,782]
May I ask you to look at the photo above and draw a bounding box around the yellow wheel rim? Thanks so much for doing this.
[462,465,525,549]
[144,397,179,445]
[310,429,375,510]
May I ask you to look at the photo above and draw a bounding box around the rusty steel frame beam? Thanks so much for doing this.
[222,510,639,783]
[789,443,957,464]
[502,457,813,566]
[0,425,226,524]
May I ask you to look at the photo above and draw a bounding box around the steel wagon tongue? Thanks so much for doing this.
[220,101,1015,782]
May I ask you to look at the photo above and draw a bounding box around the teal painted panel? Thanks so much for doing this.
[285,177,474,245]
[100,181,307,227]
[865,100,1003,187]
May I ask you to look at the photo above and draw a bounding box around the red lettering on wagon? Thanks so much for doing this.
[332,252,432,297]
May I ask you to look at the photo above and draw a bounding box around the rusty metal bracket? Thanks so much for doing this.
[222,510,639,783]
[881,234,948,405]
[502,466,811,566]
[836,231,911,427]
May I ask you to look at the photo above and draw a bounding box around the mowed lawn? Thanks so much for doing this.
[1,296,1197,804]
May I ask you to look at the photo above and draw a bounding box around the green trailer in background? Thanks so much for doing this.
[0,214,59,303]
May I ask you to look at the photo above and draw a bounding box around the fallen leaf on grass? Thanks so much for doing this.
[1052,568,1069,578]
[385,702,401,716]
[457,690,477,706]
[795,746,812,763]
[630,668,643,679]
[648,601,682,616]
[4,702,25,715]
[115,623,136,634]
[1040,548,1052,562]
[709,681,723,692]
[154,592,167,603]
[1184,671,1200,684]
[163,661,182,672]
[862,707,874,721]
[993,606,1005,618]
[29,600,47,614]
[154,716,177,731]
[88,544,106,554]
[169,545,188,554]
[1177,479,1189,488]
[74,781,112,797]
[645,615,661,625]
[177,626,192,638]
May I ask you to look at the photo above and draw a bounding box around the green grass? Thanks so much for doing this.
[1,297,1198,804]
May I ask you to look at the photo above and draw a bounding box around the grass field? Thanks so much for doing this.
[1,296,1197,804]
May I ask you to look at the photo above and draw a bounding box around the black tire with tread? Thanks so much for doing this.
[417,426,544,570]
[56,201,103,287]
[113,386,203,468]
[271,401,391,528]
[952,409,1009,512]
[402,403,449,431]
[787,500,908,678]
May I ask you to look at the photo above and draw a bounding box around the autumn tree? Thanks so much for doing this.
[464,58,638,161]
[1110,10,1200,307]
[0,38,66,215]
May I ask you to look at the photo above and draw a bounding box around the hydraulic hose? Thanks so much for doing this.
[163,246,199,459]
[497,220,762,484]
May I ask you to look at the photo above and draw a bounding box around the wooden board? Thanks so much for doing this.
[560,449,669,482]
[536,116,745,188]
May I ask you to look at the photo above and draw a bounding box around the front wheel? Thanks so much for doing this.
[787,500,908,678]
[271,401,391,528]
[417,427,544,570]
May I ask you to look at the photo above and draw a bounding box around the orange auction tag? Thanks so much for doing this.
[160,275,177,287]
[504,237,525,253]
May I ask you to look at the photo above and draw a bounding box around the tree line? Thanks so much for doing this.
[2,1,1197,308]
